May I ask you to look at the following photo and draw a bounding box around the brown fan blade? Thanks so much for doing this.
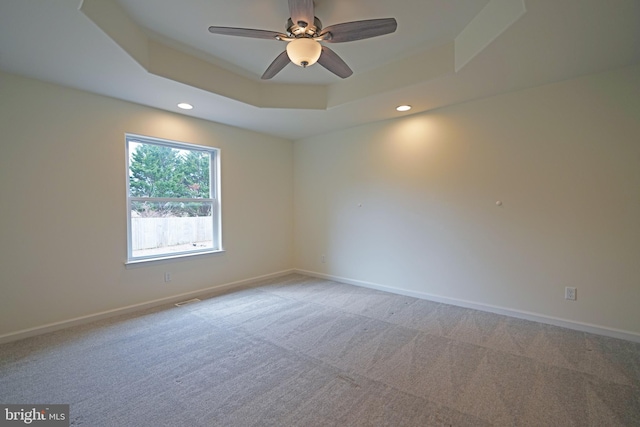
[317,46,353,78]
[261,51,291,79]
[208,26,284,40]
[288,0,314,27]
[319,18,397,43]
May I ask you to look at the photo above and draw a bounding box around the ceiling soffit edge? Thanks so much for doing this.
[455,0,527,71]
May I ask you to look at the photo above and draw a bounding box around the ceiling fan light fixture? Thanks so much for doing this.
[208,1,397,79]
[286,38,322,68]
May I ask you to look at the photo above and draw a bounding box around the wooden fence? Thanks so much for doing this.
[131,217,212,250]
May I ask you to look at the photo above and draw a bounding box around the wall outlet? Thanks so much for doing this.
[321,254,326,263]
[565,287,576,301]
[164,272,172,283]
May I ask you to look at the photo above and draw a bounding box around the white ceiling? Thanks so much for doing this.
[119,0,488,84]
[1,0,639,140]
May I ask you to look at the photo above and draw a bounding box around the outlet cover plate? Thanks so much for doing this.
[565,287,577,301]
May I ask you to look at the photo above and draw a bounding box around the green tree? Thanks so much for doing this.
[179,150,210,198]
[129,143,184,198]
[178,151,211,216]
[129,143,212,217]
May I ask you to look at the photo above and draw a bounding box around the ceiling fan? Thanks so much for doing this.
[208,0,397,79]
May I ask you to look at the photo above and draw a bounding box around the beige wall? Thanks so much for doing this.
[294,64,640,336]
[0,71,294,337]
[2,63,639,340]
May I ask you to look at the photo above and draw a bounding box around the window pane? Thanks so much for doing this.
[126,134,220,262]
[130,201,214,258]
[128,141,210,198]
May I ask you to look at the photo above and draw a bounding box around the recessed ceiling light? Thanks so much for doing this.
[177,103,193,110]
[396,105,412,112]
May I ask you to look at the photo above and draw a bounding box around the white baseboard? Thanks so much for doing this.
[5,268,638,345]
[295,269,640,344]
[0,269,295,345]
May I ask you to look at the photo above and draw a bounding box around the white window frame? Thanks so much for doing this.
[125,134,222,263]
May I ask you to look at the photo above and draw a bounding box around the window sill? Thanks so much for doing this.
[125,249,225,267]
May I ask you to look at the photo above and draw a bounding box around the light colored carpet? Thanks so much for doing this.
[1,274,639,426]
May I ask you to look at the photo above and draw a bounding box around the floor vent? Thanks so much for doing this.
[175,298,201,307]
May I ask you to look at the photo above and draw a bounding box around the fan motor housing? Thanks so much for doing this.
[287,17,323,38]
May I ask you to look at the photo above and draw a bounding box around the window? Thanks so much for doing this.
[125,134,221,262]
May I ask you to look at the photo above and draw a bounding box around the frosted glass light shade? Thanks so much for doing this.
[286,38,322,67]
